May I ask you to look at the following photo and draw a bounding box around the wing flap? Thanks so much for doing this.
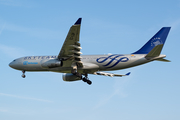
[94,72,131,77]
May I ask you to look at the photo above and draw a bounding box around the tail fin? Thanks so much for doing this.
[133,27,171,54]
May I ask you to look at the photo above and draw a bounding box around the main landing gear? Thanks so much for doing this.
[82,74,92,85]
[71,70,92,85]
[82,77,92,85]
[22,70,26,78]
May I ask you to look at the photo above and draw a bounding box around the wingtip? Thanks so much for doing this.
[126,72,131,76]
[162,27,171,29]
[74,18,82,25]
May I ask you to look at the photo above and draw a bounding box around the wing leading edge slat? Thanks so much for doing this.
[58,18,83,67]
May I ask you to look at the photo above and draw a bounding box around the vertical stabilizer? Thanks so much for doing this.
[133,27,171,54]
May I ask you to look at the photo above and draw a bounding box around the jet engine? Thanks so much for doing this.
[62,73,81,81]
[41,59,62,68]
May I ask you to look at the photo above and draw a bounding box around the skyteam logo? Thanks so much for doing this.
[151,37,163,46]
[96,54,129,68]
[23,61,38,65]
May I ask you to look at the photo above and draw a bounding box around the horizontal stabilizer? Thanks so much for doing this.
[156,58,171,62]
[94,72,131,77]
[145,44,163,59]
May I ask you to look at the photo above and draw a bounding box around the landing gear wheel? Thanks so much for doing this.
[71,70,92,85]
[22,74,26,78]
[82,77,92,85]
[82,77,88,82]
[86,80,92,85]
[22,70,26,78]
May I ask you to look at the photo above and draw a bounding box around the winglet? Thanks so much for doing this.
[74,18,82,25]
[126,72,131,76]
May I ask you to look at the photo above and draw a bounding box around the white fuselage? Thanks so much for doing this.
[9,54,164,74]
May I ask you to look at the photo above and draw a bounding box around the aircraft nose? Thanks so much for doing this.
[9,60,19,69]
[9,61,15,68]
[9,59,22,70]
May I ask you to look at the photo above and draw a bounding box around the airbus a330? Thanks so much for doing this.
[9,18,171,85]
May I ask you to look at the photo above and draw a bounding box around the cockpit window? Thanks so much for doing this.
[13,60,16,62]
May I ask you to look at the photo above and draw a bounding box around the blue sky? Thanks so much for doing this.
[0,0,180,120]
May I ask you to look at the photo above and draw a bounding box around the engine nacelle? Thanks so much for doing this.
[41,59,62,68]
[62,73,81,81]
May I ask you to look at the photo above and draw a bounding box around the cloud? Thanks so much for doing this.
[168,18,180,30]
[0,23,6,35]
[0,109,8,112]
[113,78,129,97]
[93,77,130,109]
[93,89,120,109]
[0,0,35,8]
[0,22,62,40]
[0,0,23,7]
[0,44,27,58]
[0,93,53,103]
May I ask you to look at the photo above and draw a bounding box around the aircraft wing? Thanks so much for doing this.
[58,18,83,67]
[93,72,131,77]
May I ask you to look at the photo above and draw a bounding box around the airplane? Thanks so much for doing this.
[9,18,171,85]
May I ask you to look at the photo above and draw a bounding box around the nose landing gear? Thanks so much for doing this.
[22,70,26,78]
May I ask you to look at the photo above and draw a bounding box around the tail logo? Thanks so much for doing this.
[96,54,129,68]
[151,37,163,46]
